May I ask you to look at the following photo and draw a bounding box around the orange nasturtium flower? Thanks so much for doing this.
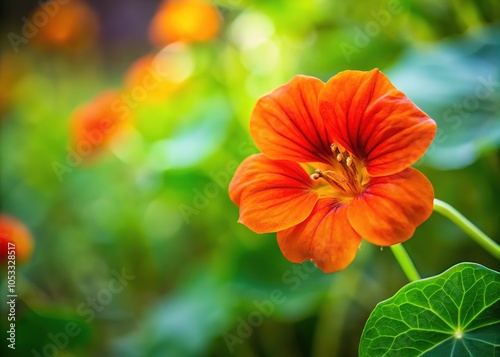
[229,69,437,273]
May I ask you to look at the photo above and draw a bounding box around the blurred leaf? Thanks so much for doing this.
[388,25,500,169]
[359,262,500,356]
[146,94,232,170]
[113,269,234,357]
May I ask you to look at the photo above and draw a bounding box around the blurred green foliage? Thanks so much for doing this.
[1,0,499,356]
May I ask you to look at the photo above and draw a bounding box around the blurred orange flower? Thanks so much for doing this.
[124,53,185,103]
[70,90,130,161]
[0,214,34,264]
[149,0,220,46]
[229,69,437,273]
[32,0,99,53]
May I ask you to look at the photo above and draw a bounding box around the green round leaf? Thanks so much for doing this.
[359,263,500,356]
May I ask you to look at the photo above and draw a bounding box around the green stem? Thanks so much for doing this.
[433,198,500,259]
[390,243,421,282]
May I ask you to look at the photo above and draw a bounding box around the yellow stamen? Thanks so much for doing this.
[310,144,366,199]
[310,169,348,191]
[310,171,321,180]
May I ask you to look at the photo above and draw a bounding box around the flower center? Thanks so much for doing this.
[310,143,368,200]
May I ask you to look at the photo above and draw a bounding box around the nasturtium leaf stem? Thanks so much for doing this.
[390,243,421,282]
[433,198,500,259]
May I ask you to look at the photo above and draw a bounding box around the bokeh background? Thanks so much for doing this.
[0,0,499,356]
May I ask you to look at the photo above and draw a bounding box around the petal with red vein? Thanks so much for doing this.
[277,200,361,273]
[250,75,333,164]
[319,69,436,176]
[229,154,318,233]
[347,168,434,246]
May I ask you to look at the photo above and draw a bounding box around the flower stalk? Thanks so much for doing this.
[390,244,421,282]
[433,199,500,259]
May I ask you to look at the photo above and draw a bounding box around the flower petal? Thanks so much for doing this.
[250,75,334,164]
[319,69,436,176]
[277,200,362,273]
[229,154,318,233]
[347,168,434,246]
